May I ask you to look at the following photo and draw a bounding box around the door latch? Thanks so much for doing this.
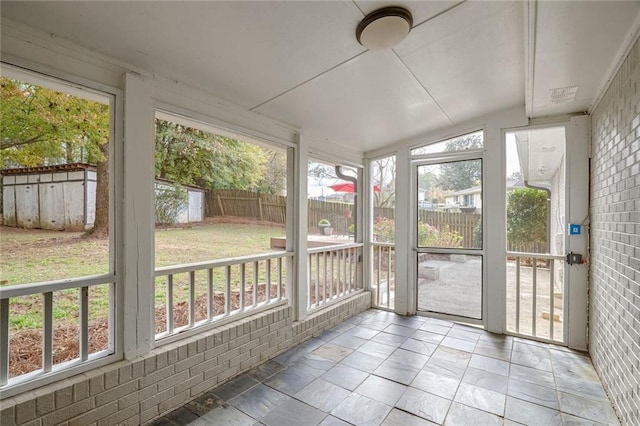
[566,252,583,265]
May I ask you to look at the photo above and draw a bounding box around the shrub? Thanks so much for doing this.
[374,216,395,243]
[507,188,547,251]
[473,218,482,249]
[373,216,462,248]
[155,183,188,225]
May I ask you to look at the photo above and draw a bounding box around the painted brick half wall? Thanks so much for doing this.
[590,36,640,425]
[0,292,371,425]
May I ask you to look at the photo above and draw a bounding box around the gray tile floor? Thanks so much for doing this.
[151,310,619,425]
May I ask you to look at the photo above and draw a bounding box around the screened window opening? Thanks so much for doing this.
[153,113,290,339]
[0,71,115,385]
[307,160,357,242]
[411,130,483,156]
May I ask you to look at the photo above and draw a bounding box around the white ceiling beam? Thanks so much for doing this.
[524,0,537,119]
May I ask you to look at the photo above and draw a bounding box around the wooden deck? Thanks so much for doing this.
[270,235,353,249]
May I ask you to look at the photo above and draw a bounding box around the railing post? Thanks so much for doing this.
[386,247,392,308]
[240,264,246,311]
[207,269,214,319]
[188,271,195,326]
[266,260,272,302]
[532,260,537,335]
[1,298,10,386]
[516,256,521,333]
[225,265,231,315]
[43,292,53,373]
[253,261,259,307]
[80,286,89,361]
[167,275,174,334]
[549,259,555,340]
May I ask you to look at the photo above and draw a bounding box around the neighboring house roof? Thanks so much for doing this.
[447,186,481,197]
[446,179,525,197]
[0,163,205,191]
[0,163,96,175]
[154,177,205,192]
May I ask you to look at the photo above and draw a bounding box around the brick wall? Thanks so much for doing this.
[0,292,371,426]
[590,36,640,425]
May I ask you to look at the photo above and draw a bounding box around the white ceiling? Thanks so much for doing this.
[2,1,639,153]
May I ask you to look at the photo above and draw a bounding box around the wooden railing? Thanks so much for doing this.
[0,275,116,389]
[506,252,565,343]
[154,252,292,341]
[307,243,363,312]
[371,243,395,310]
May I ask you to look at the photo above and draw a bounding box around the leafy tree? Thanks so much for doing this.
[509,171,522,182]
[308,161,336,199]
[372,156,395,208]
[1,77,109,166]
[154,119,285,194]
[438,134,482,191]
[418,168,438,204]
[155,183,189,225]
[507,188,548,251]
[255,149,286,195]
[0,77,110,237]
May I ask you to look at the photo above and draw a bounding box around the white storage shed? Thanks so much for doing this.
[1,163,97,231]
[2,164,205,230]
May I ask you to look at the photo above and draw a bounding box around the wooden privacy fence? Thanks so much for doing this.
[206,189,287,223]
[419,211,480,244]
[206,189,353,228]
[207,190,482,242]
[308,199,353,229]
[375,207,481,247]
[208,190,545,252]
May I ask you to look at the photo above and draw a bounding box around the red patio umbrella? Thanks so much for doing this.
[329,182,380,192]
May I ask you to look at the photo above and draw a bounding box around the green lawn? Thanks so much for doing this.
[0,222,286,285]
[1,221,287,329]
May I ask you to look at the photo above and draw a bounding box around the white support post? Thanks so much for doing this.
[122,72,155,359]
[291,135,309,321]
[566,115,589,350]
[395,147,413,315]
[485,125,507,333]
[363,159,373,296]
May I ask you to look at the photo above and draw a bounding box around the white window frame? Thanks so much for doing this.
[0,63,123,398]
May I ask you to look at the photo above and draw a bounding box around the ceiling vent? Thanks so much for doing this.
[549,86,578,104]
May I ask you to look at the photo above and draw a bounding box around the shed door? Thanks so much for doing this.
[188,191,203,222]
[40,182,65,230]
[15,184,39,229]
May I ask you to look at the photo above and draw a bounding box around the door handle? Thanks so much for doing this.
[566,252,583,265]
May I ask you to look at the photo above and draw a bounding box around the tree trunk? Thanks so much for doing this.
[85,142,109,239]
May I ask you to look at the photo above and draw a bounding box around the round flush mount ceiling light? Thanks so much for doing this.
[356,7,413,50]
